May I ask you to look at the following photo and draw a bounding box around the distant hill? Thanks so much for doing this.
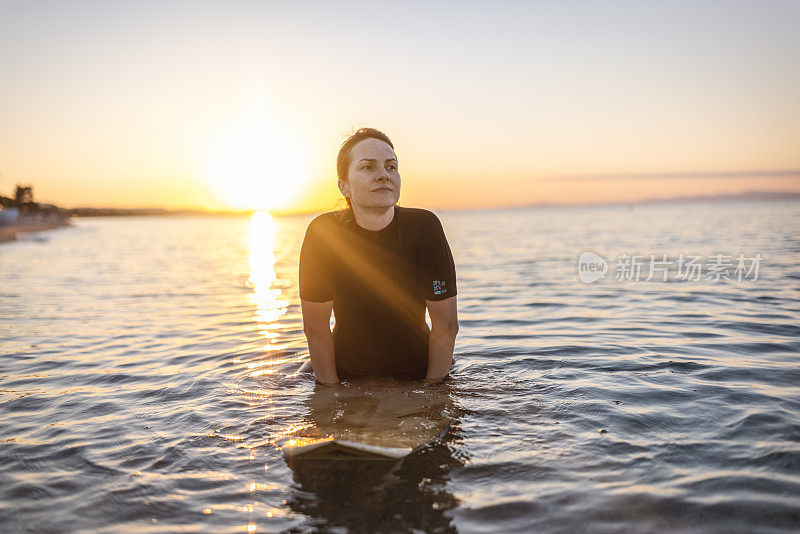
[637,190,800,204]
[505,190,800,211]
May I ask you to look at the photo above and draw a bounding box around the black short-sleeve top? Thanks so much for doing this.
[299,206,457,380]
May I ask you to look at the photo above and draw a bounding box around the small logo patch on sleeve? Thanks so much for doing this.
[432,280,447,295]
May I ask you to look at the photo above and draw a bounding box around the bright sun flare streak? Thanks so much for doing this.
[207,105,310,211]
[248,211,289,346]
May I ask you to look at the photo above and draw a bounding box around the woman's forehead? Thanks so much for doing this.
[350,138,396,161]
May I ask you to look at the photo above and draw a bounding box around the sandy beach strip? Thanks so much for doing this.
[0,222,71,243]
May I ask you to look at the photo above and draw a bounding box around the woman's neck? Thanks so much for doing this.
[351,204,395,231]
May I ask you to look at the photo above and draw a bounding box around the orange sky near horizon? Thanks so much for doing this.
[1,2,798,213]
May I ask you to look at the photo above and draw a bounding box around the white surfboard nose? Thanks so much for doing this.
[281,436,412,461]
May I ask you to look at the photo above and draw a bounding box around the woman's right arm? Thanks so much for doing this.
[301,299,339,385]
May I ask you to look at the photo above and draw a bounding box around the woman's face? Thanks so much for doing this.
[339,138,401,210]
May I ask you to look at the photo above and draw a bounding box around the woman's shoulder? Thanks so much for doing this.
[308,210,350,229]
[396,206,441,226]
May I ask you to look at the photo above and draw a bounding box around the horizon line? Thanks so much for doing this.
[58,189,800,216]
[538,169,800,182]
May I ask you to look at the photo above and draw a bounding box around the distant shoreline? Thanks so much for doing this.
[10,190,798,221]
[65,189,800,217]
[0,221,71,243]
[68,207,253,217]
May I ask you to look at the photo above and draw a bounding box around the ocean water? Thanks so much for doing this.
[1,201,799,533]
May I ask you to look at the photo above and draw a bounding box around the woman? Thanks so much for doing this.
[299,128,459,385]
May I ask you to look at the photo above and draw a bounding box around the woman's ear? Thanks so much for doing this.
[337,179,350,198]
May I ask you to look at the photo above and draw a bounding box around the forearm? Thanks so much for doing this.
[426,326,458,380]
[305,329,339,385]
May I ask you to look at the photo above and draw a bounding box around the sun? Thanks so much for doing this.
[206,107,310,211]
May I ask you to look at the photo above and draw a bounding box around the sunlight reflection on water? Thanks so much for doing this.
[247,211,289,347]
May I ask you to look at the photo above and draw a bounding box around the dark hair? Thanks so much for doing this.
[336,128,395,215]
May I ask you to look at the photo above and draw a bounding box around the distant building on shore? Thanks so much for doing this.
[0,184,71,225]
[0,206,19,223]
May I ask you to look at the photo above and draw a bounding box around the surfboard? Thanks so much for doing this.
[282,379,454,463]
[282,436,414,460]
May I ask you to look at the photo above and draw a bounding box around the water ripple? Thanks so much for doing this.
[1,205,799,531]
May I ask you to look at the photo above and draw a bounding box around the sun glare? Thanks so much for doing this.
[207,106,309,211]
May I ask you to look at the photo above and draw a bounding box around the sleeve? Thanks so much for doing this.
[299,218,335,302]
[418,212,458,301]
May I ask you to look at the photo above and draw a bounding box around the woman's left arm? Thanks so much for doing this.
[426,296,459,380]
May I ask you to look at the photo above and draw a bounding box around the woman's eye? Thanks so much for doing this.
[387,165,397,170]
[361,165,371,170]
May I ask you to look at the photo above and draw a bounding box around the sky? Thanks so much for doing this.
[0,0,798,212]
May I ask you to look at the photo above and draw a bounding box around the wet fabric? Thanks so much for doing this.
[299,206,457,379]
